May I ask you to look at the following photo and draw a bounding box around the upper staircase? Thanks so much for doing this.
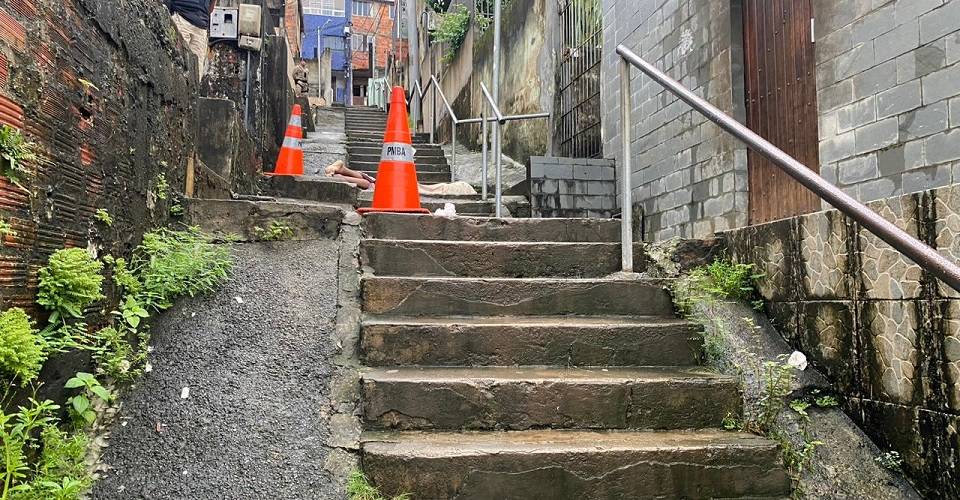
[357,213,792,499]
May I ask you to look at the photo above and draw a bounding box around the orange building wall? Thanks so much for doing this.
[351,1,406,71]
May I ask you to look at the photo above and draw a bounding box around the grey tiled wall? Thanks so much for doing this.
[529,157,618,218]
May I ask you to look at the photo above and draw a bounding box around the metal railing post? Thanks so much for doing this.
[481,112,488,200]
[619,58,634,273]
[431,84,437,144]
[452,122,457,178]
[494,122,502,217]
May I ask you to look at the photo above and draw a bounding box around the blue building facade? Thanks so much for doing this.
[301,0,353,104]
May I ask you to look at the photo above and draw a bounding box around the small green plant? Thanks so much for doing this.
[0,125,43,187]
[169,203,184,217]
[9,427,91,500]
[721,412,744,432]
[789,399,812,420]
[36,248,105,326]
[114,295,149,330]
[814,395,839,408]
[0,308,46,383]
[0,398,60,498]
[93,209,113,227]
[875,451,903,472]
[153,173,169,201]
[253,221,294,241]
[131,227,232,311]
[64,372,111,426]
[672,259,763,315]
[757,357,795,432]
[80,326,146,382]
[433,4,471,62]
[0,218,15,241]
[347,469,410,500]
[773,429,824,478]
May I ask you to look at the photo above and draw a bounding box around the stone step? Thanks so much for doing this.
[353,170,452,184]
[349,154,449,166]
[348,160,450,172]
[361,277,674,317]
[183,198,344,242]
[348,132,432,143]
[360,315,703,366]
[361,366,741,431]
[360,429,792,499]
[359,197,494,214]
[362,213,622,242]
[360,240,649,278]
[259,174,359,206]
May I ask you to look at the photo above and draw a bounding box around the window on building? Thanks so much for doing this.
[322,35,344,51]
[353,0,373,17]
[303,0,344,16]
[351,34,370,52]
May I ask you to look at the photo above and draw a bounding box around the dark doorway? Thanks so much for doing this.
[743,0,821,224]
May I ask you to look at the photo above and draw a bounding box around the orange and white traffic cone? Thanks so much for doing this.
[357,87,429,214]
[270,105,304,176]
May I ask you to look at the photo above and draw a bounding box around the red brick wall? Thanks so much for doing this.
[351,1,406,71]
[284,0,303,59]
[0,0,198,314]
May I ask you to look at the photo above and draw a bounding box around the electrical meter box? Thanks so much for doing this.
[238,36,263,52]
[210,8,239,39]
[238,4,263,37]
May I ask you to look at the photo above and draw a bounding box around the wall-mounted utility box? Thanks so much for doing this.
[238,4,263,37]
[238,36,263,52]
[210,8,239,39]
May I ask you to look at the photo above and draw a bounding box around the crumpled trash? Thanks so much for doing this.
[434,202,457,217]
[787,351,808,371]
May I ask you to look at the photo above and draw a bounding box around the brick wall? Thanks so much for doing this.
[600,0,748,242]
[351,1,397,71]
[814,0,960,203]
[529,157,617,218]
[723,183,960,498]
[0,0,199,314]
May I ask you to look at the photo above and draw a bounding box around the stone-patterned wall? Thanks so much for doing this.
[814,0,960,205]
[600,0,749,241]
[529,156,617,218]
[723,182,960,498]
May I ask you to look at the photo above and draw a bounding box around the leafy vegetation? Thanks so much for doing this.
[433,4,471,62]
[169,203,184,217]
[875,451,903,472]
[0,218,15,241]
[93,209,113,227]
[0,309,46,384]
[672,259,763,315]
[64,372,111,427]
[131,227,232,311]
[0,125,43,187]
[36,249,105,327]
[347,469,410,500]
[153,173,169,201]
[253,221,294,241]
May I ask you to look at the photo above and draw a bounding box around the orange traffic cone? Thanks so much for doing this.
[357,87,430,214]
[271,105,304,176]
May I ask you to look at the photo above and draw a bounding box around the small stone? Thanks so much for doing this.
[235,296,244,304]
[787,351,808,371]
[181,387,190,399]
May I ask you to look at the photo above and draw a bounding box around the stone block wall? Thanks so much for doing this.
[723,182,960,498]
[600,0,748,242]
[529,157,617,218]
[814,0,960,205]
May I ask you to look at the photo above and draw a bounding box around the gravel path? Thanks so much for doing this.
[92,240,343,499]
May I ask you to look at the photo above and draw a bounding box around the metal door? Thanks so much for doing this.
[743,0,821,223]
[556,0,602,158]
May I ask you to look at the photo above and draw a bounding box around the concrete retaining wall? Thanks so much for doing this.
[723,181,960,498]
[529,157,617,218]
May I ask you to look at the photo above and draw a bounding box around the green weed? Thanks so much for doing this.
[433,5,471,62]
[814,395,839,408]
[153,173,169,201]
[93,209,112,227]
[169,203,184,217]
[64,372,111,427]
[0,398,60,499]
[347,469,410,500]
[253,221,294,241]
[672,259,763,316]
[0,125,44,187]
[0,218,15,241]
[36,249,105,327]
[0,308,46,383]
[875,451,903,472]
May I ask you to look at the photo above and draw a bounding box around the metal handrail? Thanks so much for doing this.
[616,44,960,291]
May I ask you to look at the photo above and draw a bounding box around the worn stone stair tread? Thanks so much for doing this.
[362,314,694,327]
[362,365,731,383]
[361,212,623,242]
[360,429,792,499]
[361,428,778,455]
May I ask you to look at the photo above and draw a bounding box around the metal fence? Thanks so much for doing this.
[556,0,602,158]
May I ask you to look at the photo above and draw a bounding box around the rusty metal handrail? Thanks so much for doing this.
[616,44,960,291]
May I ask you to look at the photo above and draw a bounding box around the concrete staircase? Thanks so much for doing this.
[345,106,514,217]
[357,213,792,499]
[344,106,452,185]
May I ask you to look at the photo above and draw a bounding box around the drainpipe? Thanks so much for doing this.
[345,0,353,107]
[407,0,421,123]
